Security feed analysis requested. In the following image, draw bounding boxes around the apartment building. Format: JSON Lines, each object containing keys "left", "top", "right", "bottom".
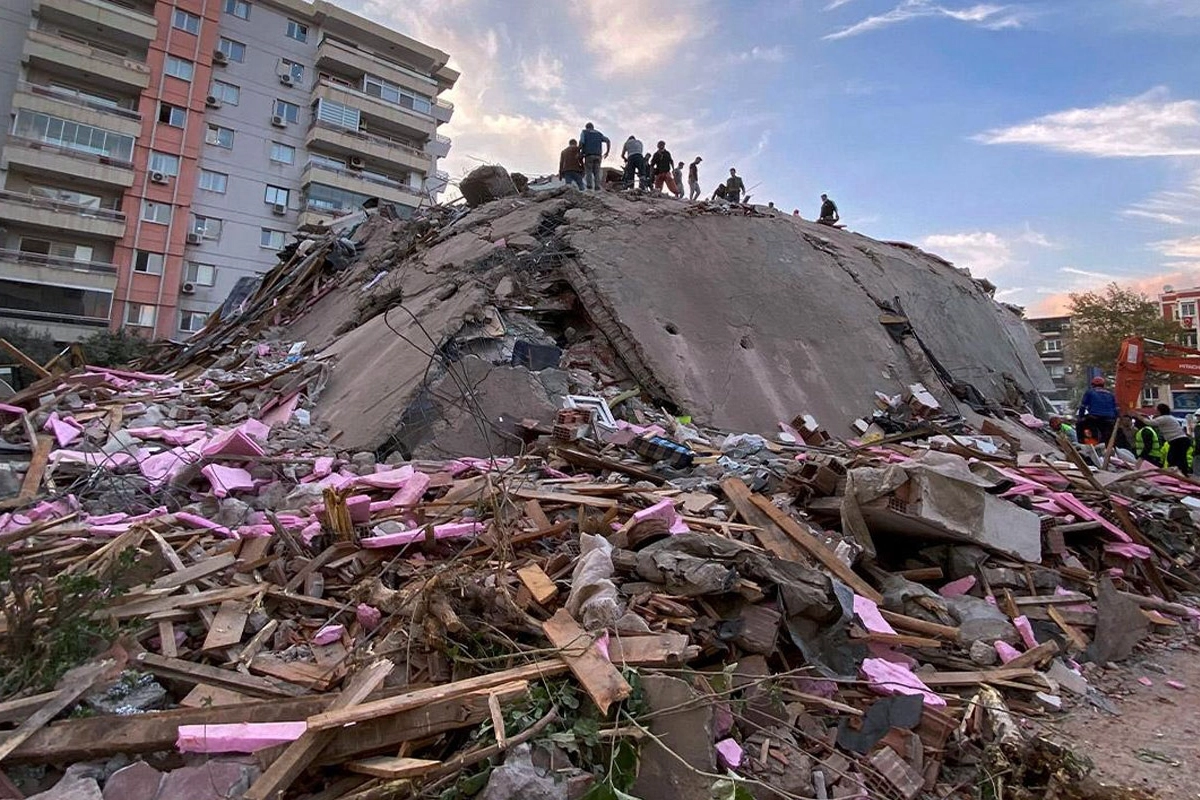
{"left": 1026, "top": 315, "right": 1077, "bottom": 413}
{"left": 0, "top": 0, "right": 457, "bottom": 342}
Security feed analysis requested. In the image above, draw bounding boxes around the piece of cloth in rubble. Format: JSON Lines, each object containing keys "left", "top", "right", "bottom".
{"left": 836, "top": 693, "right": 924, "bottom": 754}
{"left": 565, "top": 533, "right": 623, "bottom": 630}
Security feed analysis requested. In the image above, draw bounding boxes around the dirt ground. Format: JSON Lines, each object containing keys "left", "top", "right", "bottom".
{"left": 1043, "top": 637, "right": 1200, "bottom": 799}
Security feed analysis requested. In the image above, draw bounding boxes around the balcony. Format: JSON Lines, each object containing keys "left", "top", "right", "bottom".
{"left": 433, "top": 98, "right": 453, "bottom": 124}
{"left": 316, "top": 37, "right": 441, "bottom": 99}
{"left": 33, "top": 0, "right": 157, "bottom": 45}
{"left": 426, "top": 133, "right": 451, "bottom": 158}
{"left": 0, "top": 248, "right": 119, "bottom": 291}
{"left": 12, "top": 82, "right": 142, "bottom": 139}
{"left": 426, "top": 169, "right": 449, "bottom": 196}
{"left": 0, "top": 190, "right": 127, "bottom": 239}
{"left": 3, "top": 137, "right": 136, "bottom": 189}
{"left": 301, "top": 161, "right": 424, "bottom": 208}
{"left": 22, "top": 29, "right": 151, "bottom": 92}
{"left": 314, "top": 80, "right": 435, "bottom": 141}
{"left": 305, "top": 121, "right": 430, "bottom": 175}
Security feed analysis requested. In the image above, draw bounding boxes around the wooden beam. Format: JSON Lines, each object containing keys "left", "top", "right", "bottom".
{"left": 0, "top": 338, "right": 51, "bottom": 380}
{"left": 516, "top": 564, "right": 558, "bottom": 605}
{"left": 1002, "top": 640, "right": 1059, "bottom": 670}
{"left": 16, "top": 434, "right": 52, "bottom": 503}
{"left": 877, "top": 610, "right": 961, "bottom": 642}
{"left": 243, "top": 659, "right": 393, "bottom": 800}
{"left": 201, "top": 600, "right": 250, "bottom": 652}
{"left": 0, "top": 660, "right": 111, "bottom": 763}
{"left": 346, "top": 757, "right": 441, "bottom": 779}
{"left": 720, "top": 477, "right": 810, "bottom": 563}
{"left": 135, "top": 653, "right": 308, "bottom": 699}
{"left": 542, "top": 609, "right": 631, "bottom": 714}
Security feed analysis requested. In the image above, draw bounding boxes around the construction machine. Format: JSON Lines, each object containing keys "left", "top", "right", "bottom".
{"left": 1114, "top": 335, "right": 1200, "bottom": 414}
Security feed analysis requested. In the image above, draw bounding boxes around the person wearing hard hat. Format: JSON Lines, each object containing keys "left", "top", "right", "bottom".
{"left": 1077, "top": 375, "right": 1118, "bottom": 446}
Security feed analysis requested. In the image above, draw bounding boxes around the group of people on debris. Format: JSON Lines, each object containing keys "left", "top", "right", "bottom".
{"left": 1048, "top": 375, "right": 1199, "bottom": 473}
{"left": 557, "top": 122, "right": 842, "bottom": 224}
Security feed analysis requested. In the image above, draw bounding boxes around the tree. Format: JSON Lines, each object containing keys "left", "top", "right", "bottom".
{"left": 1067, "top": 283, "right": 1181, "bottom": 377}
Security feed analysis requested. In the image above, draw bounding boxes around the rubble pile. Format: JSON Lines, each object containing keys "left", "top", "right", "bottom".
{"left": 0, "top": 188, "right": 1197, "bottom": 800}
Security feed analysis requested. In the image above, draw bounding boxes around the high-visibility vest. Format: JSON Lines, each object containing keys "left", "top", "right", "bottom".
{"left": 1140, "top": 426, "right": 1164, "bottom": 462}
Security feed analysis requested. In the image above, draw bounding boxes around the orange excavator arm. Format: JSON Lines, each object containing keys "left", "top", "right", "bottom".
{"left": 1114, "top": 335, "right": 1200, "bottom": 413}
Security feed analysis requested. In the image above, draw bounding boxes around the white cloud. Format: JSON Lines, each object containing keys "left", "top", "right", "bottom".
{"left": 520, "top": 49, "right": 565, "bottom": 97}
{"left": 1123, "top": 209, "right": 1187, "bottom": 225}
{"left": 1152, "top": 236, "right": 1200, "bottom": 260}
{"left": 824, "top": 0, "right": 1031, "bottom": 40}
{"left": 1061, "top": 266, "right": 1119, "bottom": 280}
{"left": 1018, "top": 225, "right": 1057, "bottom": 248}
{"left": 920, "top": 231, "right": 1013, "bottom": 276}
{"left": 572, "top": 0, "right": 712, "bottom": 76}
{"left": 732, "top": 46, "right": 787, "bottom": 63}
{"left": 975, "top": 87, "right": 1200, "bottom": 157}
{"left": 1124, "top": 169, "right": 1200, "bottom": 226}
{"left": 825, "top": 0, "right": 857, "bottom": 8}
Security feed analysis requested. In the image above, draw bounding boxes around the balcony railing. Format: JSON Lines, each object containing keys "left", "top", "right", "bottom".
{"left": 0, "top": 189, "right": 126, "bottom": 221}
{"left": 304, "top": 160, "right": 424, "bottom": 198}
{"left": 6, "top": 136, "right": 135, "bottom": 170}
{"left": 0, "top": 247, "right": 118, "bottom": 274}
{"left": 308, "top": 120, "right": 428, "bottom": 161}
{"left": 317, "top": 79, "right": 436, "bottom": 126}
{"left": 435, "top": 98, "right": 454, "bottom": 111}
{"left": 16, "top": 81, "right": 142, "bottom": 121}
{"left": 26, "top": 29, "right": 150, "bottom": 73}
{"left": 434, "top": 133, "right": 450, "bottom": 145}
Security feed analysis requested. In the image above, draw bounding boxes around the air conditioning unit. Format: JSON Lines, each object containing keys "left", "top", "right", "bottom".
{"left": 271, "top": 114, "right": 287, "bottom": 128}
{"left": 212, "top": 49, "right": 229, "bottom": 65}
{"left": 149, "top": 171, "right": 168, "bottom": 184}
{"left": 186, "top": 232, "right": 203, "bottom": 245}
{"left": 279, "top": 73, "right": 295, "bottom": 86}
{"left": 205, "top": 95, "right": 221, "bottom": 108}
{"left": 348, "top": 156, "right": 364, "bottom": 170}
{"left": 272, "top": 202, "right": 286, "bottom": 215}
{"left": 180, "top": 282, "right": 196, "bottom": 294}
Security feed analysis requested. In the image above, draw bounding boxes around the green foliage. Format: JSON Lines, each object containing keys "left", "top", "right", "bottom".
{"left": 0, "top": 548, "right": 135, "bottom": 696}
{"left": 0, "top": 324, "right": 58, "bottom": 384}
{"left": 79, "top": 329, "right": 153, "bottom": 367}
{"left": 1067, "top": 283, "right": 1181, "bottom": 376}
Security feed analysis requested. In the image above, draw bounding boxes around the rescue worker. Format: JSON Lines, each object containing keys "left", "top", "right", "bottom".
{"left": 818, "top": 193, "right": 840, "bottom": 225}
{"left": 1131, "top": 417, "right": 1163, "bottom": 466}
{"left": 1135, "top": 403, "right": 1191, "bottom": 472}
{"left": 1076, "top": 375, "right": 1118, "bottom": 446}
{"left": 1048, "top": 415, "right": 1077, "bottom": 444}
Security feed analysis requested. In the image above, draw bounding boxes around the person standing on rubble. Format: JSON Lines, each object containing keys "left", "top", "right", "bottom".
{"left": 725, "top": 168, "right": 746, "bottom": 203}
{"left": 818, "top": 193, "right": 840, "bottom": 225}
{"left": 650, "top": 141, "right": 679, "bottom": 195}
{"left": 621, "top": 135, "right": 645, "bottom": 190}
{"left": 1130, "top": 417, "right": 1163, "bottom": 466}
{"left": 688, "top": 156, "right": 703, "bottom": 200}
{"left": 1076, "top": 375, "right": 1118, "bottom": 446}
{"left": 673, "top": 161, "right": 685, "bottom": 199}
{"left": 558, "top": 139, "right": 584, "bottom": 190}
{"left": 1134, "top": 404, "right": 1191, "bottom": 471}
{"left": 579, "top": 122, "right": 610, "bottom": 191}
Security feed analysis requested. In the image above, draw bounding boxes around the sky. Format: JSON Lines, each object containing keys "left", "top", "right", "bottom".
{"left": 331, "top": 0, "right": 1200, "bottom": 317}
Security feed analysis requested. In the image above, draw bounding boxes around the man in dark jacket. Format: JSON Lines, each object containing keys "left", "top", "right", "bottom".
{"left": 558, "top": 139, "right": 584, "bottom": 190}
{"left": 725, "top": 168, "right": 745, "bottom": 203}
{"left": 1077, "top": 375, "right": 1118, "bottom": 445}
{"left": 818, "top": 194, "right": 840, "bottom": 225}
{"left": 578, "top": 122, "right": 610, "bottom": 190}
{"left": 650, "top": 141, "right": 678, "bottom": 195}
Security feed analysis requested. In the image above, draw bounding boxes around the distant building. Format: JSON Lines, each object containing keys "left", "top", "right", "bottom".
{"left": 0, "top": 0, "right": 457, "bottom": 342}
{"left": 1026, "top": 315, "right": 1077, "bottom": 412}
{"left": 1156, "top": 285, "right": 1200, "bottom": 413}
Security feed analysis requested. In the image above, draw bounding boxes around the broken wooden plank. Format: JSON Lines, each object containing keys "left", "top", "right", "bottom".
{"left": 346, "top": 757, "right": 441, "bottom": 779}
{"left": 523, "top": 499, "right": 552, "bottom": 530}
{"left": 201, "top": 600, "right": 250, "bottom": 652}
{"left": 307, "top": 660, "right": 569, "bottom": 732}
{"left": 607, "top": 633, "right": 695, "bottom": 666}
{"left": 747, "top": 491, "right": 884, "bottom": 603}
{"left": 243, "top": 659, "right": 393, "bottom": 800}
{"left": 16, "top": 434, "right": 52, "bottom": 503}
{"left": 720, "top": 477, "right": 810, "bottom": 563}
{"left": 1047, "top": 605, "right": 1090, "bottom": 652}
{"left": 921, "top": 668, "right": 1038, "bottom": 686}
{"left": 147, "top": 553, "right": 237, "bottom": 592}
{"left": 541, "top": 609, "right": 631, "bottom": 714}
{"left": 509, "top": 488, "right": 618, "bottom": 509}
{"left": 0, "top": 692, "right": 58, "bottom": 727}
{"left": 516, "top": 564, "right": 558, "bottom": 605}
{"left": 0, "top": 660, "right": 111, "bottom": 763}
{"left": 1002, "top": 640, "right": 1059, "bottom": 670}
{"left": 136, "top": 653, "right": 308, "bottom": 699}
{"left": 158, "top": 620, "right": 178, "bottom": 659}
{"left": 0, "top": 338, "right": 51, "bottom": 380}
{"left": 877, "top": 610, "right": 961, "bottom": 642}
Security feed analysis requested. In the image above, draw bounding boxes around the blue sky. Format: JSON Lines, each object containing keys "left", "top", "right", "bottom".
{"left": 333, "top": 0, "right": 1200, "bottom": 316}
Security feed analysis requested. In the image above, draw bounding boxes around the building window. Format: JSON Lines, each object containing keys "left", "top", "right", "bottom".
{"left": 19, "top": 238, "right": 95, "bottom": 264}
{"left": 1182, "top": 301, "right": 1197, "bottom": 318}
{"left": 217, "top": 37, "right": 246, "bottom": 62}
{"left": 1184, "top": 331, "right": 1199, "bottom": 349}
{"left": 158, "top": 103, "right": 186, "bottom": 127}
{"left": 1143, "top": 386, "right": 1161, "bottom": 403}
{"left": 280, "top": 59, "right": 304, "bottom": 84}
{"left": 210, "top": 80, "right": 240, "bottom": 105}
{"left": 223, "top": 0, "right": 250, "bottom": 19}
{"left": 269, "top": 142, "right": 295, "bottom": 165}
{"left": 313, "top": 98, "right": 361, "bottom": 130}
{"left": 133, "top": 250, "right": 164, "bottom": 275}
{"left": 185, "top": 262, "right": 217, "bottom": 286}
{"left": 165, "top": 56, "right": 194, "bottom": 82}
{"left": 286, "top": 19, "right": 308, "bottom": 41}
{"left": 264, "top": 185, "right": 290, "bottom": 206}
{"left": 0, "top": 278, "right": 112, "bottom": 322}
{"left": 28, "top": 184, "right": 104, "bottom": 211}
{"left": 1041, "top": 339, "right": 1062, "bottom": 353}
{"left": 172, "top": 9, "right": 201, "bottom": 34}
{"left": 125, "top": 303, "right": 156, "bottom": 327}
{"left": 260, "top": 228, "right": 286, "bottom": 249}
{"left": 13, "top": 110, "right": 135, "bottom": 161}
{"left": 306, "top": 182, "right": 372, "bottom": 212}
{"left": 363, "top": 74, "right": 432, "bottom": 115}
{"left": 273, "top": 99, "right": 300, "bottom": 124}
{"left": 148, "top": 151, "right": 180, "bottom": 176}
{"left": 192, "top": 215, "right": 223, "bottom": 240}
{"left": 205, "top": 124, "right": 234, "bottom": 148}
{"left": 141, "top": 200, "right": 171, "bottom": 224}
{"left": 198, "top": 170, "right": 228, "bottom": 193}
{"left": 180, "top": 310, "right": 208, "bottom": 332}
{"left": 1048, "top": 365, "right": 1066, "bottom": 379}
